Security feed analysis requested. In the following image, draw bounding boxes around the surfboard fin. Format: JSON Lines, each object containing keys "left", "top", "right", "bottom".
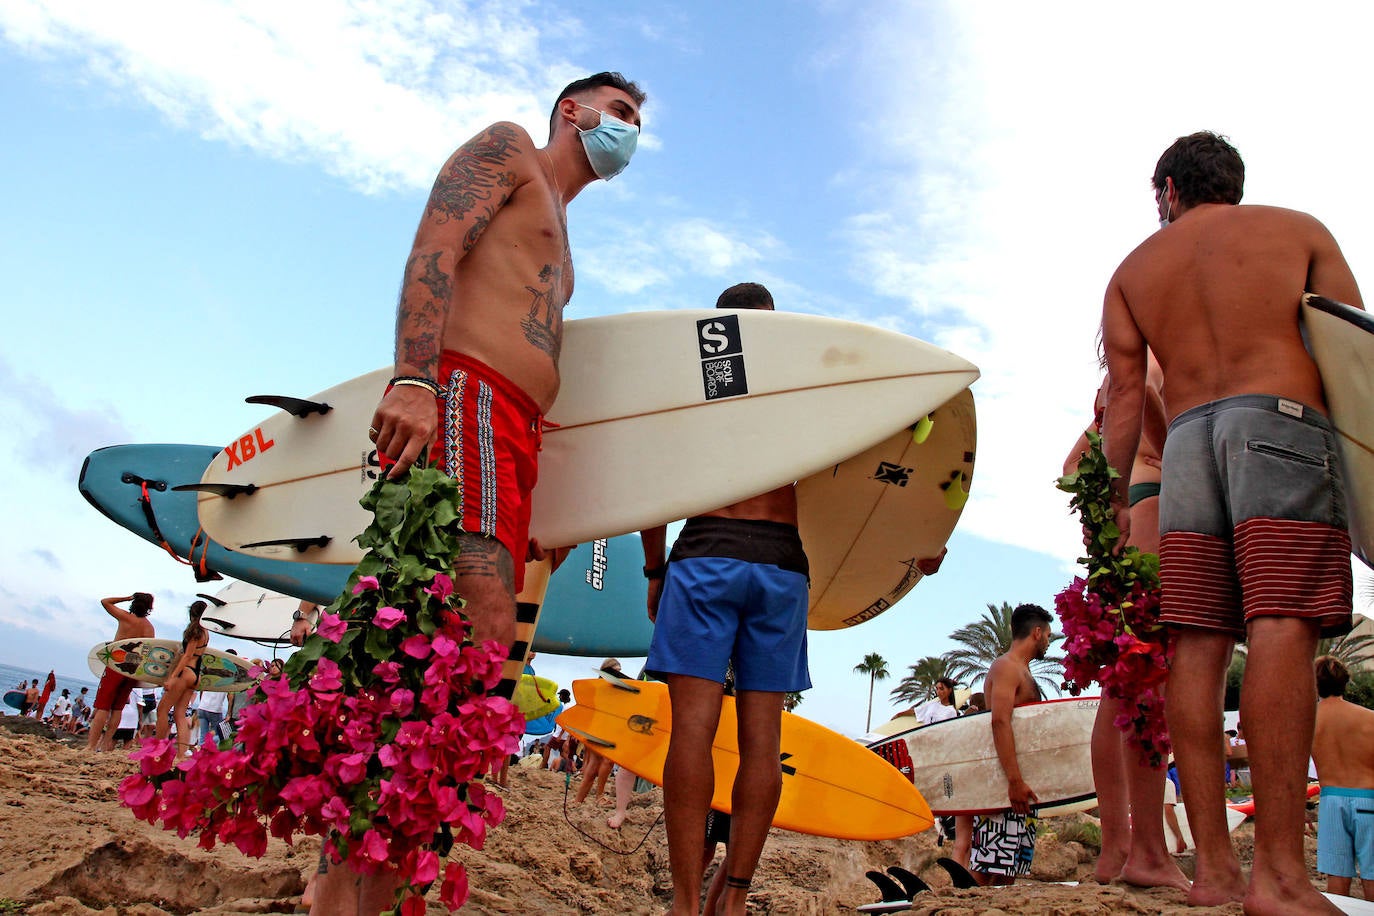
{"left": 196, "top": 593, "right": 228, "bottom": 607}
{"left": 940, "top": 471, "right": 970, "bottom": 511}
{"left": 596, "top": 668, "right": 642, "bottom": 692}
{"left": 935, "top": 857, "right": 979, "bottom": 889}
{"left": 864, "top": 871, "right": 909, "bottom": 903}
{"left": 239, "top": 535, "right": 332, "bottom": 553}
{"left": 562, "top": 725, "right": 616, "bottom": 749}
{"left": 885, "top": 866, "right": 929, "bottom": 898}
{"left": 202, "top": 616, "right": 235, "bottom": 630}
{"left": 245, "top": 394, "right": 333, "bottom": 418}
{"left": 172, "top": 482, "right": 260, "bottom": 498}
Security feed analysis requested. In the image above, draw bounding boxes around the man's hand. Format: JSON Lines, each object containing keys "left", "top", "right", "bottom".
{"left": 289, "top": 618, "right": 311, "bottom": 647}
{"left": 1112, "top": 501, "right": 1132, "bottom": 555}
{"left": 646, "top": 579, "right": 663, "bottom": 623}
{"left": 370, "top": 385, "right": 438, "bottom": 479}
{"left": 1008, "top": 778, "right": 1039, "bottom": 815}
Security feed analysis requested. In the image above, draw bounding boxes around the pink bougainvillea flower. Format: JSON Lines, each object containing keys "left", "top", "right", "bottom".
{"left": 440, "top": 862, "right": 470, "bottom": 910}
{"left": 400, "top": 633, "right": 431, "bottom": 659}
{"left": 316, "top": 611, "right": 348, "bottom": 643}
{"left": 310, "top": 658, "right": 344, "bottom": 693}
{"left": 352, "top": 575, "right": 381, "bottom": 594}
{"left": 424, "top": 573, "right": 455, "bottom": 602}
{"left": 373, "top": 605, "right": 407, "bottom": 630}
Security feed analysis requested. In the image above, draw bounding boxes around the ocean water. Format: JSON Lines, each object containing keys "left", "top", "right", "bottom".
{"left": 0, "top": 660, "right": 100, "bottom": 708}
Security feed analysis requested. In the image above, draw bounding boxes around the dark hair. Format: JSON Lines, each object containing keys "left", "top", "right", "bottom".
{"left": 1153, "top": 131, "right": 1244, "bottom": 208}
{"left": 183, "top": 600, "right": 208, "bottom": 647}
{"left": 1011, "top": 603, "right": 1054, "bottom": 640}
{"left": 550, "top": 72, "right": 646, "bottom": 132}
{"left": 935, "top": 676, "right": 958, "bottom": 703}
{"left": 716, "top": 282, "right": 774, "bottom": 311}
{"left": 1316, "top": 655, "right": 1350, "bottom": 699}
{"left": 130, "top": 592, "right": 154, "bottom": 617}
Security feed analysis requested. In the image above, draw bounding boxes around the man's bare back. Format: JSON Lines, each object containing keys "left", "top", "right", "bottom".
{"left": 1314, "top": 692, "right": 1374, "bottom": 789}
{"left": 1107, "top": 203, "right": 1361, "bottom": 423}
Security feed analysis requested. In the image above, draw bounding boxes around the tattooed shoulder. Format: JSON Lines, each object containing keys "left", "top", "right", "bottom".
{"left": 425, "top": 123, "right": 525, "bottom": 236}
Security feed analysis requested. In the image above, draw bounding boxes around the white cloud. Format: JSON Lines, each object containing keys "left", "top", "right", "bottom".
{"left": 0, "top": 0, "right": 574, "bottom": 192}
{"left": 838, "top": 0, "right": 1374, "bottom": 564}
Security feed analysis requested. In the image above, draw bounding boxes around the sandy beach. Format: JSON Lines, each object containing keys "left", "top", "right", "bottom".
{"left": 0, "top": 715, "right": 1337, "bottom": 915}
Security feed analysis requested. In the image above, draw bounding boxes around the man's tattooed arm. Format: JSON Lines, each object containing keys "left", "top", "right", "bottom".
{"left": 394, "top": 123, "right": 523, "bottom": 376}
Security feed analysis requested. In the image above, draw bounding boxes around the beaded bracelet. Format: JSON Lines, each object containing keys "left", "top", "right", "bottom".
{"left": 390, "top": 376, "right": 442, "bottom": 397}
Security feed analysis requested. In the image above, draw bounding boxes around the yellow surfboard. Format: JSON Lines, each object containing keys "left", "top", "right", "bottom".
{"left": 557, "top": 676, "right": 932, "bottom": 840}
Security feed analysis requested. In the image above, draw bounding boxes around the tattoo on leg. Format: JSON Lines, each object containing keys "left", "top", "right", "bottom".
{"left": 452, "top": 535, "right": 515, "bottom": 589}
{"left": 317, "top": 852, "right": 329, "bottom": 875}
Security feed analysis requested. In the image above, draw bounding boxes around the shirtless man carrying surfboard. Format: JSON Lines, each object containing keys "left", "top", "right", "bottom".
{"left": 313, "top": 72, "right": 647, "bottom": 916}
{"left": 1102, "top": 131, "right": 1363, "bottom": 915}
{"left": 970, "top": 602, "right": 1053, "bottom": 886}
{"left": 642, "top": 282, "right": 812, "bottom": 916}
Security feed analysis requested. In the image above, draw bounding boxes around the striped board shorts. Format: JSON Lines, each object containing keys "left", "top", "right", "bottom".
{"left": 380, "top": 350, "right": 542, "bottom": 591}
{"left": 1158, "top": 395, "right": 1352, "bottom": 640}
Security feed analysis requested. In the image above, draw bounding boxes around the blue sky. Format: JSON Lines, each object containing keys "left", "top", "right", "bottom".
{"left": 2, "top": 0, "right": 1373, "bottom": 735}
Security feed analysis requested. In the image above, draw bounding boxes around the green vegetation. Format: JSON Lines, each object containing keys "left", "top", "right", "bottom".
{"left": 853, "top": 653, "right": 890, "bottom": 732}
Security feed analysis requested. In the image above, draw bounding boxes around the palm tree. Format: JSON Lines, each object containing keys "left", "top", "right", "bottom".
{"left": 1317, "top": 630, "right": 1374, "bottom": 672}
{"left": 889, "top": 656, "right": 951, "bottom": 706}
{"left": 853, "top": 652, "right": 890, "bottom": 732}
{"left": 942, "top": 602, "right": 1064, "bottom": 697}
{"left": 783, "top": 691, "right": 804, "bottom": 712}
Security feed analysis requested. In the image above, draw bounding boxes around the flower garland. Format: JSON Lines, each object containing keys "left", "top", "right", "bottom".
{"left": 119, "top": 468, "right": 525, "bottom": 914}
{"left": 1054, "top": 431, "right": 1172, "bottom": 768}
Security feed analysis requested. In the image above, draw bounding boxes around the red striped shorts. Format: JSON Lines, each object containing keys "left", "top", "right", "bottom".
{"left": 1158, "top": 395, "right": 1352, "bottom": 640}
{"left": 381, "top": 351, "right": 542, "bottom": 591}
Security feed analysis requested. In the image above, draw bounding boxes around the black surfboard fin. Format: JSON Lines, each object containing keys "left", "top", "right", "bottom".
{"left": 245, "top": 394, "right": 333, "bottom": 418}
{"left": 562, "top": 725, "right": 615, "bottom": 749}
{"left": 196, "top": 593, "right": 228, "bottom": 607}
{"left": 171, "top": 482, "right": 260, "bottom": 498}
{"left": 935, "top": 857, "right": 979, "bottom": 889}
{"left": 597, "top": 668, "right": 641, "bottom": 692}
{"left": 864, "top": 871, "right": 908, "bottom": 903}
{"left": 201, "top": 616, "right": 235, "bottom": 630}
{"left": 239, "top": 535, "right": 332, "bottom": 552}
{"left": 885, "top": 866, "right": 929, "bottom": 898}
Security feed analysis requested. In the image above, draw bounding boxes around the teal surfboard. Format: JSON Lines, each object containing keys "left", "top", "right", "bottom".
{"left": 79, "top": 444, "right": 654, "bottom": 656}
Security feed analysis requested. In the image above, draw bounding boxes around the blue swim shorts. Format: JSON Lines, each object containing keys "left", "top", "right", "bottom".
{"left": 1317, "top": 787, "right": 1374, "bottom": 878}
{"left": 646, "top": 517, "right": 811, "bottom": 693}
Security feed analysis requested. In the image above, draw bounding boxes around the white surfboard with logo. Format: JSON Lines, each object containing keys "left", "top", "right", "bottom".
{"left": 186, "top": 310, "right": 978, "bottom": 563}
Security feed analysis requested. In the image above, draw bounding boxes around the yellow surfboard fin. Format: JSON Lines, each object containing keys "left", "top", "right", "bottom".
{"left": 912, "top": 414, "right": 935, "bottom": 444}
{"left": 941, "top": 471, "right": 970, "bottom": 510}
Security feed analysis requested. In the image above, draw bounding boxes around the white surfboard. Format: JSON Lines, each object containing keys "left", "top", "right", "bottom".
{"left": 198, "top": 580, "right": 302, "bottom": 644}
{"left": 1164, "top": 802, "right": 1246, "bottom": 851}
{"left": 187, "top": 310, "right": 978, "bottom": 563}
{"left": 1301, "top": 293, "right": 1374, "bottom": 568}
{"left": 1324, "top": 892, "right": 1374, "bottom": 915}
{"left": 868, "top": 698, "right": 1099, "bottom": 816}
{"left": 799, "top": 388, "right": 975, "bottom": 629}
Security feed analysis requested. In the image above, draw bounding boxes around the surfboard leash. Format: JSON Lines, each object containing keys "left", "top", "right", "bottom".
{"left": 129, "top": 476, "right": 222, "bottom": 582}
{"left": 560, "top": 768, "right": 663, "bottom": 856}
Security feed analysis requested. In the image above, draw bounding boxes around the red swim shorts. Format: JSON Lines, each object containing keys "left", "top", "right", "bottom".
{"left": 381, "top": 351, "right": 542, "bottom": 591}
{"left": 94, "top": 668, "right": 137, "bottom": 712}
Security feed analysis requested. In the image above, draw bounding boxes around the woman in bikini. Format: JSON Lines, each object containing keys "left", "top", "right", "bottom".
{"left": 156, "top": 600, "right": 209, "bottom": 757}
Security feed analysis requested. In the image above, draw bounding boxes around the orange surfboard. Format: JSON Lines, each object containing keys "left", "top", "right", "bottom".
{"left": 557, "top": 676, "right": 932, "bottom": 840}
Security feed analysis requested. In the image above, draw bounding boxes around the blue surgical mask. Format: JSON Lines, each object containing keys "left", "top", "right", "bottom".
{"left": 575, "top": 103, "right": 638, "bottom": 179}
